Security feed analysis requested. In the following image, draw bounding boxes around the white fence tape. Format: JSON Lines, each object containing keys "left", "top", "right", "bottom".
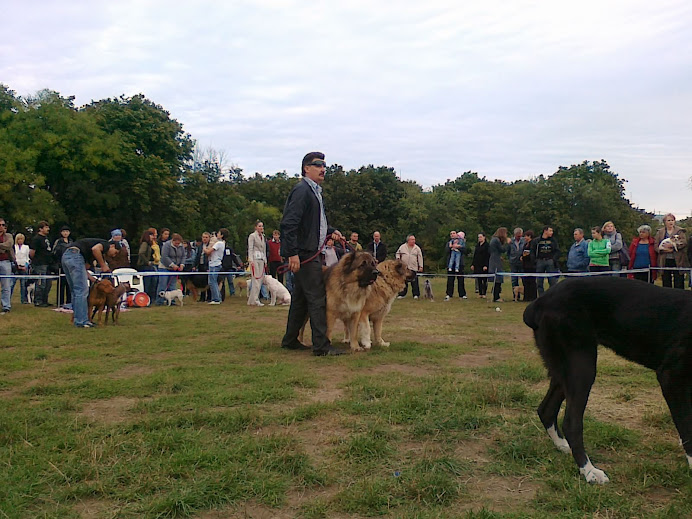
{"left": 0, "top": 267, "right": 689, "bottom": 280}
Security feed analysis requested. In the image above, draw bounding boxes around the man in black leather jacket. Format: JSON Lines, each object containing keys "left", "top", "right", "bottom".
{"left": 280, "top": 152, "right": 344, "bottom": 356}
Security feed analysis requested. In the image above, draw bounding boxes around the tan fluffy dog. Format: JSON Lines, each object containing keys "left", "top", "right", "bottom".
{"left": 513, "top": 285, "right": 525, "bottom": 302}
{"left": 324, "top": 251, "right": 379, "bottom": 352}
{"left": 357, "top": 259, "right": 414, "bottom": 349}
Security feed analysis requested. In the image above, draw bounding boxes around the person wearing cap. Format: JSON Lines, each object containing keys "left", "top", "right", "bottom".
{"left": 280, "top": 151, "right": 345, "bottom": 356}
{"left": 111, "top": 228, "right": 131, "bottom": 262}
{"left": 30, "top": 221, "right": 53, "bottom": 307}
{"left": 61, "top": 238, "right": 120, "bottom": 328}
{"left": 53, "top": 225, "right": 74, "bottom": 307}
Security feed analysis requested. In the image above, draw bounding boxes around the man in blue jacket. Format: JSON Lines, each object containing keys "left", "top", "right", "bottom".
{"left": 280, "top": 152, "right": 344, "bottom": 356}
{"left": 567, "top": 228, "right": 590, "bottom": 273}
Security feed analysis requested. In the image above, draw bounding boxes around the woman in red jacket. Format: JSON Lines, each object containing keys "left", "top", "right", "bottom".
{"left": 627, "top": 225, "right": 657, "bottom": 283}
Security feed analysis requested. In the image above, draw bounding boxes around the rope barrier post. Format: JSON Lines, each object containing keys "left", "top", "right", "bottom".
{"left": 56, "top": 267, "right": 61, "bottom": 307}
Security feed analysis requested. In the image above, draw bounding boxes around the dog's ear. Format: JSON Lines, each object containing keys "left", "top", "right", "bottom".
{"left": 342, "top": 252, "right": 357, "bottom": 274}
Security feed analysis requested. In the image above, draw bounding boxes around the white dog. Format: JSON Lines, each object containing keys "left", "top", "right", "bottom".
{"left": 659, "top": 236, "right": 683, "bottom": 252}
{"left": 159, "top": 289, "right": 184, "bottom": 306}
{"left": 26, "top": 281, "right": 36, "bottom": 304}
{"left": 264, "top": 275, "right": 291, "bottom": 306}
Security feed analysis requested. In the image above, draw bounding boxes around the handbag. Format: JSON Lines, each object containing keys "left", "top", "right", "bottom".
{"left": 618, "top": 240, "right": 630, "bottom": 266}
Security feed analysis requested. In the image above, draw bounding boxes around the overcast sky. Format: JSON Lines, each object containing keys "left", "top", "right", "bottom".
{"left": 3, "top": 0, "right": 691, "bottom": 218}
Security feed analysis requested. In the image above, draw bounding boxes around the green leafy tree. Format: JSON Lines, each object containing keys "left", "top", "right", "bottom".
{"left": 84, "top": 94, "right": 195, "bottom": 237}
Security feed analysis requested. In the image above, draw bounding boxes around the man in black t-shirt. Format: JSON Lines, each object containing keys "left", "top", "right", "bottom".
{"left": 30, "top": 221, "right": 53, "bottom": 307}
{"left": 61, "top": 238, "right": 120, "bottom": 328}
{"left": 530, "top": 226, "right": 561, "bottom": 296}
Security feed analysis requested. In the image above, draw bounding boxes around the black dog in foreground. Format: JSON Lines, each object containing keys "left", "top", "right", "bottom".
{"left": 524, "top": 276, "right": 692, "bottom": 483}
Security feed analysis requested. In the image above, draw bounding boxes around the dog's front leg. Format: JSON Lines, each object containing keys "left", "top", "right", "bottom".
{"left": 346, "top": 315, "right": 363, "bottom": 352}
{"left": 325, "top": 309, "right": 336, "bottom": 342}
{"left": 372, "top": 317, "right": 389, "bottom": 348}
{"left": 357, "top": 312, "right": 372, "bottom": 350}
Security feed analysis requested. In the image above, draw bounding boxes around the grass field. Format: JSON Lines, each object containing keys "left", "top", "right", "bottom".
{"left": 2, "top": 277, "right": 691, "bottom": 518}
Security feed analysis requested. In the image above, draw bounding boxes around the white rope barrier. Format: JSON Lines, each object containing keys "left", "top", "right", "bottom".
{"left": 0, "top": 270, "right": 251, "bottom": 279}
{"left": 1, "top": 267, "right": 689, "bottom": 280}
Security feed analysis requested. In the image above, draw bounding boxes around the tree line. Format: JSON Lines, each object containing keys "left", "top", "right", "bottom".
{"left": 1, "top": 84, "right": 673, "bottom": 269}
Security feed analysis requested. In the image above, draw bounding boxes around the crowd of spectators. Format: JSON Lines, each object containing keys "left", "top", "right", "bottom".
{"left": 0, "top": 212, "right": 689, "bottom": 317}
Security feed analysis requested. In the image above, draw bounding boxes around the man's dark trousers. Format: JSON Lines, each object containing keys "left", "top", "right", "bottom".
{"left": 281, "top": 258, "right": 330, "bottom": 351}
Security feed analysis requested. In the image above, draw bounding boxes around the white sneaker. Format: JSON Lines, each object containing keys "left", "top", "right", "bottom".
{"left": 462, "top": 295, "right": 468, "bottom": 299}
{"left": 444, "top": 295, "right": 450, "bottom": 301}
{"left": 208, "top": 301, "right": 221, "bottom": 305}
{"left": 413, "top": 296, "right": 419, "bottom": 300}
{"left": 397, "top": 296, "right": 405, "bottom": 299}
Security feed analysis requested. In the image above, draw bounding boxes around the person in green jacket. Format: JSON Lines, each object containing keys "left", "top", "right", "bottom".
{"left": 588, "top": 225, "right": 612, "bottom": 273}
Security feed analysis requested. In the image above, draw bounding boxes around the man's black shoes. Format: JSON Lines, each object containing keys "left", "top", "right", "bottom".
{"left": 281, "top": 342, "right": 306, "bottom": 350}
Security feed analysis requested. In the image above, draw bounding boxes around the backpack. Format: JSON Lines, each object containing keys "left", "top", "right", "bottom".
{"left": 618, "top": 236, "right": 630, "bottom": 266}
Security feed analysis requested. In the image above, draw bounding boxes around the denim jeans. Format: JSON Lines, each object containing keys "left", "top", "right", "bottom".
{"left": 156, "top": 269, "right": 178, "bottom": 304}
{"left": 62, "top": 249, "right": 90, "bottom": 326}
{"left": 535, "top": 259, "right": 558, "bottom": 296}
{"left": 208, "top": 265, "right": 221, "bottom": 302}
{"left": 510, "top": 263, "right": 523, "bottom": 287}
{"left": 0, "top": 260, "right": 11, "bottom": 310}
{"left": 447, "top": 252, "right": 461, "bottom": 272}
{"left": 33, "top": 264, "right": 52, "bottom": 305}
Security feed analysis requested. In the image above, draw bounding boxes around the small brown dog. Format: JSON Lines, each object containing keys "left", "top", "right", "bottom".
{"left": 104, "top": 282, "right": 130, "bottom": 325}
{"left": 513, "top": 285, "right": 525, "bottom": 302}
{"left": 88, "top": 279, "right": 115, "bottom": 325}
{"left": 235, "top": 276, "right": 247, "bottom": 296}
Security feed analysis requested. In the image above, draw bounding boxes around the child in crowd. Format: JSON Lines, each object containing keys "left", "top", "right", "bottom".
{"left": 447, "top": 231, "right": 465, "bottom": 272}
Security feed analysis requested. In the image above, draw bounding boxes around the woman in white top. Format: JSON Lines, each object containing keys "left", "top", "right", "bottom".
{"left": 205, "top": 228, "right": 228, "bottom": 304}
{"left": 247, "top": 221, "right": 267, "bottom": 306}
{"left": 12, "top": 233, "right": 31, "bottom": 304}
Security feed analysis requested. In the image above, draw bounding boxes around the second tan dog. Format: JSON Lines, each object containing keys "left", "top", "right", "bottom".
{"left": 357, "top": 259, "right": 414, "bottom": 349}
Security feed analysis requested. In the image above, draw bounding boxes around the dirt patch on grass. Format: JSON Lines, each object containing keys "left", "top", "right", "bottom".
{"left": 452, "top": 349, "right": 512, "bottom": 368}
{"left": 365, "top": 364, "right": 433, "bottom": 377}
{"left": 109, "top": 364, "right": 156, "bottom": 380}
{"left": 299, "top": 386, "right": 345, "bottom": 404}
{"left": 74, "top": 497, "right": 117, "bottom": 518}
{"left": 296, "top": 415, "right": 351, "bottom": 469}
{"left": 463, "top": 475, "right": 540, "bottom": 512}
{"left": 79, "top": 396, "right": 138, "bottom": 424}
{"left": 454, "top": 437, "right": 494, "bottom": 464}
{"left": 587, "top": 384, "right": 673, "bottom": 435}
{"left": 207, "top": 496, "right": 350, "bottom": 519}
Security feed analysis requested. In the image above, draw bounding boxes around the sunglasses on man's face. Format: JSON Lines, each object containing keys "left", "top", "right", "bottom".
{"left": 0, "top": 223, "right": 6, "bottom": 227}
{"left": 307, "top": 161, "right": 327, "bottom": 168}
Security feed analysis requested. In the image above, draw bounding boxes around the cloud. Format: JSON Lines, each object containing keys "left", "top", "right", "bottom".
{"left": 2, "top": 0, "right": 691, "bottom": 216}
